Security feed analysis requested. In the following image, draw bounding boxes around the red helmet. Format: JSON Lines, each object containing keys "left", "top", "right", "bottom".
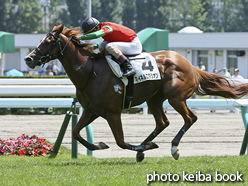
{"left": 81, "top": 17, "right": 100, "bottom": 34}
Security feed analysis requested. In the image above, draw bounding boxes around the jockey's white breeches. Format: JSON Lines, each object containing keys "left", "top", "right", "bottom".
{"left": 99, "top": 37, "right": 142, "bottom": 55}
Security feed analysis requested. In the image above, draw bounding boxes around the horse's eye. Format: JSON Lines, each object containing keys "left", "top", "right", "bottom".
{"left": 44, "top": 39, "right": 51, "bottom": 45}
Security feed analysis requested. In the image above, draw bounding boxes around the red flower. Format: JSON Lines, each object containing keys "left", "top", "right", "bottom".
{"left": 18, "top": 149, "right": 26, "bottom": 156}
{"left": 42, "top": 149, "right": 47, "bottom": 155}
{"left": 0, "top": 134, "right": 54, "bottom": 157}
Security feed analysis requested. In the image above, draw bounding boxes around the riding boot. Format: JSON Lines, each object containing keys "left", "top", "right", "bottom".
{"left": 120, "top": 58, "right": 136, "bottom": 77}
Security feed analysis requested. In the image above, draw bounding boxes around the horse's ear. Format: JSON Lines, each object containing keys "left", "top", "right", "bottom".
{"left": 55, "top": 24, "right": 64, "bottom": 37}
{"left": 52, "top": 24, "right": 57, "bottom": 30}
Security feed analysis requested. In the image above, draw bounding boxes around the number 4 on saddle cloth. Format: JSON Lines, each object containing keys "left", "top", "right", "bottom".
{"left": 105, "top": 52, "right": 161, "bottom": 109}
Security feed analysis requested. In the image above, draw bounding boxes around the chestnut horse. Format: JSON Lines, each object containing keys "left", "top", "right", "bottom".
{"left": 25, "top": 24, "right": 248, "bottom": 161}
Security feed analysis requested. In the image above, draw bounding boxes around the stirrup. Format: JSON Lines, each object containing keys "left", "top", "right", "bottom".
{"left": 122, "top": 69, "right": 136, "bottom": 77}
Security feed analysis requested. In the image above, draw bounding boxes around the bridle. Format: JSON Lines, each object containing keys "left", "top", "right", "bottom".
{"left": 35, "top": 32, "right": 72, "bottom": 66}
{"left": 34, "top": 32, "right": 94, "bottom": 91}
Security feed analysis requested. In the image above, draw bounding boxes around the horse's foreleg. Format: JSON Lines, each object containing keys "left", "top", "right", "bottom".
{"left": 136, "top": 98, "right": 169, "bottom": 162}
{"left": 168, "top": 99, "right": 197, "bottom": 160}
{"left": 106, "top": 113, "right": 158, "bottom": 153}
{"left": 135, "top": 130, "right": 160, "bottom": 162}
{"left": 72, "top": 109, "right": 109, "bottom": 151}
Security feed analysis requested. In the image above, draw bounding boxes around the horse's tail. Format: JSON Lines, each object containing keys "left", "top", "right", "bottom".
{"left": 194, "top": 68, "right": 248, "bottom": 99}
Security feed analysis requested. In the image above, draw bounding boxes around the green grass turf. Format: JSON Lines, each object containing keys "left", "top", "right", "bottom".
{"left": 0, "top": 146, "right": 247, "bottom": 186}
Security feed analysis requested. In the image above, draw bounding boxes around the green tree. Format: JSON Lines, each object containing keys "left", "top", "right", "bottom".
{"left": 66, "top": 0, "right": 86, "bottom": 27}
{"left": 135, "top": 0, "right": 172, "bottom": 32}
{"left": 0, "top": 0, "right": 44, "bottom": 33}
{"left": 92, "top": 0, "right": 101, "bottom": 18}
{"left": 171, "top": 0, "right": 206, "bottom": 31}
{"left": 200, "top": 0, "right": 216, "bottom": 32}
{"left": 54, "top": 0, "right": 248, "bottom": 33}
{"left": 205, "top": 0, "right": 242, "bottom": 32}
{"left": 136, "top": 0, "right": 151, "bottom": 31}
{"left": 95, "top": 0, "right": 122, "bottom": 23}
{"left": 47, "top": 0, "right": 63, "bottom": 29}
{"left": 0, "top": 0, "right": 8, "bottom": 31}
{"left": 58, "top": 0, "right": 86, "bottom": 28}
{"left": 121, "top": 0, "right": 136, "bottom": 30}
{"left": 157, "top": 0, "right": 173, "bottom": 31}
{"left": 188, "top": 0, "right": 206, "bottom": 29}
{"left": 59, "top": 0, "right": 121, "bottom": 29}
{"left": 216, "top": 0, "right": 239, "bottom": 32}
{"left": 238, "top": 0, "right": 248, "bottom": 31}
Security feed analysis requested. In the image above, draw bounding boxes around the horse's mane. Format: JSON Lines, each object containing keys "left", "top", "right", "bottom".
{"left": 52, "top": 24, "right": 94, "bottom": 54}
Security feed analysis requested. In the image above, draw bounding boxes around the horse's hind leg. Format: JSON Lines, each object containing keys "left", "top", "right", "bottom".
{"left": 168, "top": 99, "right": 197, "bottom": 160}
{"left": 72, "top": 109, "right": 109, "bottom": 151}
{"left": 136, "top": 96, "right": 169, "bottom": 162}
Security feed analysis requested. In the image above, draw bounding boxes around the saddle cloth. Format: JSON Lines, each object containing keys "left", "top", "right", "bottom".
{"left": 105, "top": 52, "right": 161, "bottom": 86}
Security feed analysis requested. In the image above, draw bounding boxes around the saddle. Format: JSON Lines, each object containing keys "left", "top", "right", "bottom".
{"left": 105, "top": 52, "right": 161, "bottom": 109}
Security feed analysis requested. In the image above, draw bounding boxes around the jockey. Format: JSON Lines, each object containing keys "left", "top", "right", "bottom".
{"left": 77, "top": 17, "right": 142, "bottom": 77}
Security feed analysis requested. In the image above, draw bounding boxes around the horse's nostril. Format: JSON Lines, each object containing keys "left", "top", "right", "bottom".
{"left": 24, "top": 56, "right": 33, "bottom": 62}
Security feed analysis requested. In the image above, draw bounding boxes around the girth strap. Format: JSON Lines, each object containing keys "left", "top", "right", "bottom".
{"left": 123, "top": 75, "right": 134, "bottom": 109}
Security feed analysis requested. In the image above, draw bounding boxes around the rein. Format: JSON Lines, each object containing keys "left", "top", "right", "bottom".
{"left": 35, "top": 33, "right": 72, "bottom": 66}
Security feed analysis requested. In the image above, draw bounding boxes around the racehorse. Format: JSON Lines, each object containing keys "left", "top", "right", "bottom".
{"left": 25, "top": 24, "right": 248, "bottom": 162}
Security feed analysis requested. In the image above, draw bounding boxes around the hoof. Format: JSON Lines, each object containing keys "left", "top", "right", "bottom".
{"left": 172, "top": 150, "right": 180, "bottom": 160}
{"left": 97, "top": 142, "right": 109, "bottom": 150}
{"left": 136, "top": 152, "right": 145, "bottom": 162}
{"left": 146, "top": 141, "right": 159, "bottom": 150}
{"left": 171, "top": 146, "right": 180, "bottom": 160}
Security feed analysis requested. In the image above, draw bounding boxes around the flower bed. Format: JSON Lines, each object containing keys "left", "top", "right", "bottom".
{"left": 0, "top": 134, "right": 54, "bottom": 156}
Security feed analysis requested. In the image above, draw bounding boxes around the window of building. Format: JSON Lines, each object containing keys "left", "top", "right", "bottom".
{"left": 215, "top": 50, "right": 223, "bottom": 56}
{"left": 227, "top": 51, "right": 237, "bottom": 75}
{"left": 4, "top": 49, "right": 20, "bottom": 71}
{"left": 215, "top": 50, "right": 223, "bottom": 71}
{"left": 198, "top": 50, "right": 208, "bottom": 71}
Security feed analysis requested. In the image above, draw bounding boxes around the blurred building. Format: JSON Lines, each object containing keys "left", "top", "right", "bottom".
{"left": 2, "top": 26, "right": 248, "bottom": 78}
